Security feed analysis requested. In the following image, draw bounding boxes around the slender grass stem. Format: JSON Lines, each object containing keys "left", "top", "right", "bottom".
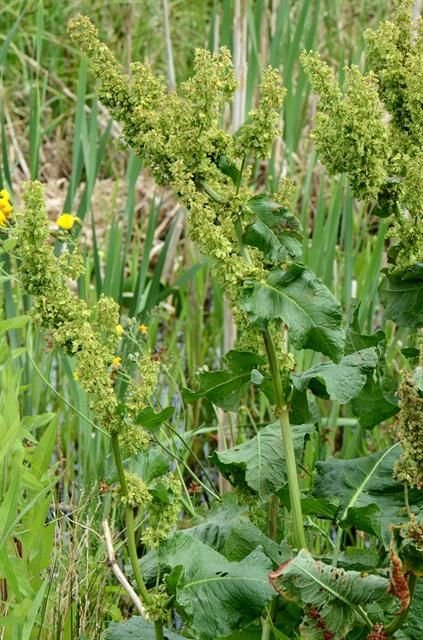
{"left": 262, "top": 493, "right": 280, "bottom": 639}
{"left": 262, "top": 328, "right": 306, "bottom": 550}
{"left": 154, "top": 436, "right": 221, "bottom": 501}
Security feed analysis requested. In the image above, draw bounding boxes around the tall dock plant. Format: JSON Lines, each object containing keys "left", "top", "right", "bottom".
{"left": 66, "top": 13, "right": 345, "bottom": 554}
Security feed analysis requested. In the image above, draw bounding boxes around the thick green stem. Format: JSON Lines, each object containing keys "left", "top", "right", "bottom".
{"left": 154, "top": 621, "right": 165, "bottom": 640}
{"left": 111, "top": 434, "right": 164, "bottom": 640}
{"left": 262, "top": 329, "right": 306, "bottom": 550}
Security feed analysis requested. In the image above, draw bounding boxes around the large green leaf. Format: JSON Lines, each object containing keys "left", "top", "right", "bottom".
{"left": 344, "top": 323, "right": 399, "bottom": 427}
{"left": 106, "top": 617, "right": 184, "bottom": 639}
{"left": 334, "top": 547, "right": 381, "bottom": 571}
{"left": 241, "top": 264, "right": 345, "bottom": 362}
{"left": 292, "top": 348, "right": 377, "bottom": 404}
{"left": 243, "top": 219, "right": 303, "bottom": 263}
{"left": 270, "top": 549, "right": 393, "bottom": 639}
{"left": 183, "top": 350, "right": 266, "bottom": 410}
{"left": 379, "top": 273, "right": 423, "bottom": 328}
{"left": 313, "top": 444, "right": 423, "bottom": 544}
{"left": 246, "top": 194, "right": 291, "bottom": 221}
{"left": 182, "top": 495, "right": 291, "bottom": 564}
{"left": 351, "top": 374, "right": 399, "bottom": 428}
{"left": 344, "top": 325, "right": 386, "bottom": 356}
{"left": 211, "top": 422, "right": 313, "bottom": 500}
{"left": 159, "top": 533, "right": 275, "bottom": 640}
{"left": 222, "top": 627, "right": 263, "bottom": 640}
{"left": 243, "top": 195, "right": 303, "bottom": 264}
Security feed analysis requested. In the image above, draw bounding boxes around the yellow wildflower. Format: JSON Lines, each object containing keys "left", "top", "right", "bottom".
{"left": 73, "top": 371, "right": 79, "bottom": 380}
{"left": 139, "top": 323, "right": 148, "bottom": 335}
{"left": 0, "top": 188, "right": 13, "bottom": 223}
{"left": 115, "top": 323, "right": 124, "bottom": 337}
{"left": 57, "top": 213, "right": 76, "bottom": 231}
{"left": 111, "top": 356, "right": 122, "bottom": 368}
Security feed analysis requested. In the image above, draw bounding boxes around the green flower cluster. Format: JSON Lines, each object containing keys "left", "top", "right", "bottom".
{"left": 235, "top": 67, "right": 285, "bottom": 159}
{"left": 141, "top": 473, "right": 182, "bottom": 549}
{"left": 68, "top": 15, "right": 285, "bottom": 309}
{"left": 144, "top": 586, "right": 168, "bottom": 622}
{"left": 300, "top": 52, "right": 388, "bottom": 201}
{"left": 14, "top": 181, "right": 150, "bottom": 454}
{"left": 121, "top": 473, "right": 152, "bottom": 508}
{"left": 394, "top": 371, "right": 423, "bottom": 488}
{"left": 302, "top": 0, "right": 423, "bottom": 275}
{"left": 117, "top": 469, "right": 182, "bottom": 549}
{"left": 125, "top": 353, "right": 161, "bottom": 419}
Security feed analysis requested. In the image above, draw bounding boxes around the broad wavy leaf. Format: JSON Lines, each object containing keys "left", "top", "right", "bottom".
{"left": 159, "top": 533, "right": 275, "bottom": 640}
{"left": 241, "top": 264, "right": 345, "bottom": 362}
{"left": 212, "top": 422, "right": 313, "bottom": 500}
{"left": 292, "top": 348, "right": 377, "bottom": 403}
{"left": 270, "top": 549, "right": 393, "bottom": 639}
{"left": 379, "top": 271, "right": 423, "bottom": 328}
{"left": 183, "top": 350, "right": 266, "bottom": 410}
{"left": 313, "top": 445, "right": 423, "bottom": 544}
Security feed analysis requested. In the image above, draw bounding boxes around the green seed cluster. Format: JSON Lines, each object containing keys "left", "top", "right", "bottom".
{"left": 118, "top": 469, "right": 182, "bottom": 549}
{"left": 235, "top": 67, "right": 285, "bottom": 158}
{"left": 120, "top": 472, "right": 152, "bottom": 508}
{"left": 121, "top": 473, "right": 152, "bottom": 508}
{"left": 68, "top": 15, "right": 285, "bottom": 309}
{"left": 14, "top": 181, "right": 150, "bottom": 453}
{"left": 394, "top": 371, "right": 423, "bottom": 489}
{"left": 141, "top": 473, "right": 183, "bottom": 549}
{"left": 144, "top": 586, "right": 168, "bottom": 622}
{"left": 302, "top": 0, "right": 423, "bottom": 275}
{"left": 301, "top": 52, "right": 388, "bottom": 201}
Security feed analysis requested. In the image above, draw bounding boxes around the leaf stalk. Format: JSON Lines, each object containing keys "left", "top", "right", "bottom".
{"left": 262, "top": 328, "right": 306, "bottom": 550}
